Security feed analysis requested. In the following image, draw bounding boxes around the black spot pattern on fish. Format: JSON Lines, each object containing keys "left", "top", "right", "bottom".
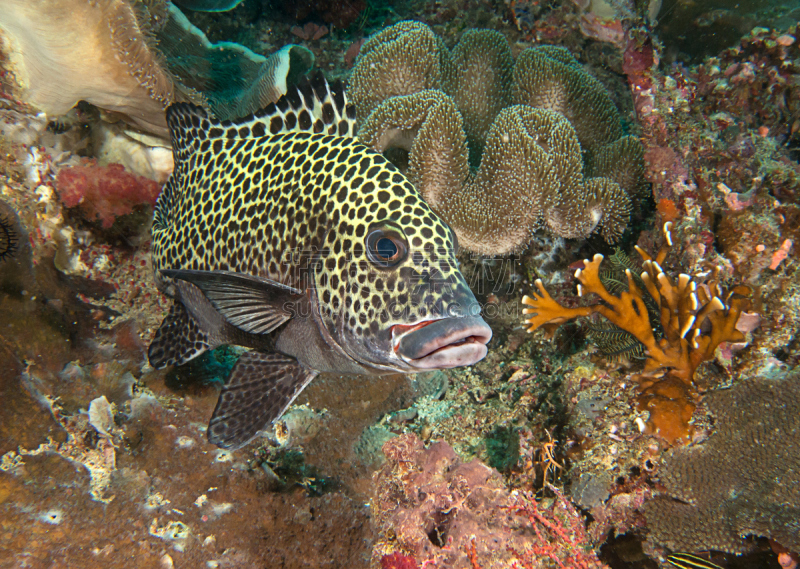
{"left": 152, "top": 76, "right": 466, "bottom": 354}
{"left": 0, "top": 212, "right": 19, "bottom": 262}
{"left": 148, "top": 301, "right": 210, "bottom": 368}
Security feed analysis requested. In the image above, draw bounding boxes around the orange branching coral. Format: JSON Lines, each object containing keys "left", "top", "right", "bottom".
{"left": 521, "top": 222, "right": 752, "bottom": 443}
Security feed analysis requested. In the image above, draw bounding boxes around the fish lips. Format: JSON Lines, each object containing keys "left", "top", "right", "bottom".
{"left": 392, "top": 316, "right": 492, "bottom": 370}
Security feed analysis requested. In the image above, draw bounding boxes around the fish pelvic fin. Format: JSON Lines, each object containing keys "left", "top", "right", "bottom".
{"left": 207, "top": 351, "right": 318, "bottom": 449}
{"left": 165, "top": 71, "right": 356, "bottom": 160}
{"left": 148, "top": 300, "right": 211, "bottom": 368}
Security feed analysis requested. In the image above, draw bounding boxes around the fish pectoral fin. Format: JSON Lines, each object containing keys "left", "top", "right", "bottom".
{"left": 148, "top": 300, "right": 211, "bottom": 368}
{"left": 207, "top": 351, "right": 318, "bottom": 449}
{"left": 161, "top": 269, "right": 304, "bottom": 335}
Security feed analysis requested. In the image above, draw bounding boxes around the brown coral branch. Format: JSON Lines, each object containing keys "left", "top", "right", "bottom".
{"left": 524, "top": 252, "right": 681, "bottom": 372}
{"left": 522, "top": 222, "right": 753, "bottom": 443}
{"left": 466, "top": 537, "right": 482, "bottom": 569}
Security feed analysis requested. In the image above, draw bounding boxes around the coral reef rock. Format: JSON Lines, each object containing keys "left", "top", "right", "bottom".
{"left": 56, "top": 161, "right": 162, "bottom": 229}
{"left": 644, "top": 370, "right": 800, "bottom": 554}
{"left": 0, "top": 199, "right": 35, "bottom": 294}
{"left": 350, "top": 21, "right": 646, "bottom": 254}
{"left": 371, "top": 433, "right": 607, "bottom": 568}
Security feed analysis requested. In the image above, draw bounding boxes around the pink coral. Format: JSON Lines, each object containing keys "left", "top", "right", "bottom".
{"left": 344, "top": 38, "right": 366, "bottom": 68}
{"left": 56, "top": 162, "right": 162, "bottom": 229}
{"left": 371, "top": 434, "right": 607, "bottom": 569}
{"left": 380, "top": 552, "right": 419, "bottom": 569}
{"left": 508, "top": 488, "right": 606, "bottom": 569}
{"left": 623, "top": 34, "right": 657, "bottom": 76}
{"left": 290, "top": 22, "right": 329, "bottom": 41}
{"left": 579, "top": 13, "right": 625, "bottom": 47}
{"left": 770, "top": 239, "right": 794, "bottom": 270}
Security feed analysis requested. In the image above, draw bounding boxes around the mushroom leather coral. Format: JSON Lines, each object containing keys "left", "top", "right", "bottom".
{"left": 360, "top": 94, "right": 631, "bottom": 253}
{"left": 0, "top": 0, "right": 314, "bottom": 137}
{"left": 0, "top": 0, "right": 173, "bottom": 136}
{"left": 350, "top": 21, "right": 645, "bottom": 254}
{"left": 522, "top": 223, "right": 752, "bottom": 443}
{"left": 514, "top": 46, "right": 624, "bottom": 154}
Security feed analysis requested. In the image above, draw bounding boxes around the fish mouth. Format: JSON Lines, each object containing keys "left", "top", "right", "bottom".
{"left": 391, "top": 316, "right": 492, "bottom": 369}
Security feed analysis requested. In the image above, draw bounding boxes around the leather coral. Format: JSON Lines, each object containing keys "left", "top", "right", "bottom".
{"left": 0, "top": 0, "right": 314, "bottom": 137}
{"left": 349, "top": 21, "right": 646, "bottom": 254}
{"left": 522, "top": 222, "right": 753, "bottom": 443}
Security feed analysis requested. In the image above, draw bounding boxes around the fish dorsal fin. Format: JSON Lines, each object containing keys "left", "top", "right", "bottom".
{"left": 261, "top": 72, "right": 357, "bottom": 138}
{"left": 165, "top": 103, "right": 213, "bottom": 165}
{"left": 164, "top": 72, "right": 356, "bottom": 163}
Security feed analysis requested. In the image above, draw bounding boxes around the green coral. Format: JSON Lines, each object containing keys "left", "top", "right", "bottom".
{"left": 172, "top": 0, "right": 244, "bottom": 11}
{"left": 165, "top": 345, "right": 244, "bottom": 388}
{"left": 349, "top": 21, "right": 646, "bottom": 254}
{"left": 484, "top": 425, "right": 520, "bottom": 473}
{"left": 154, "top": 3, "right": 315, "bottom": 121}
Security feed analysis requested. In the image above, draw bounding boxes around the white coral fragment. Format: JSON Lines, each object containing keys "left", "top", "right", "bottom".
{"left": 88, "top": 396, "right": 114, "bottom": 438}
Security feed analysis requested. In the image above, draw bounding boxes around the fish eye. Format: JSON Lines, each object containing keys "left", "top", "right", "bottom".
{"left": 366, "top": 225, "right": 407, "bottom": 268}
{"left": 376, "top": 237, "right": 397, "bottom": 259}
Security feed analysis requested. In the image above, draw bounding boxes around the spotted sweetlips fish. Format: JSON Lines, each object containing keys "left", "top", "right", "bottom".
{"left": 148, "top": 75, "right": 492, "bottom": 449}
